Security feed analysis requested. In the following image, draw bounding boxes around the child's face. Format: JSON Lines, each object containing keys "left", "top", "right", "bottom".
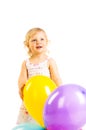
{"left": 28, "top": 31, "right": 47, "bottom": 55}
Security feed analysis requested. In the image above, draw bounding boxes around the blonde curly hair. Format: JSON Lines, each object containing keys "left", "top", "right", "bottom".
{"left": 24, "top": 27, "right": 48, "bottom": 56}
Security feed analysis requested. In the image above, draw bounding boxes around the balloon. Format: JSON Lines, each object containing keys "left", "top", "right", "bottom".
{"left": 43, "top": 84, "right": 86, "bottom": 130}
{"left": 12, "top": 123, "right": 45, "bottom": 130}
{"left": 23, "top": 75, "right": 57, "bottom": 127}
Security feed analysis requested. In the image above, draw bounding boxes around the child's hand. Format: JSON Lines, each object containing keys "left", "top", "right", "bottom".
{"left": 19, "top": 87, "right": 24, "bottom": 100}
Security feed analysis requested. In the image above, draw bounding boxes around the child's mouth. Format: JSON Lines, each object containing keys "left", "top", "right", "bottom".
{"left": 36, "top": 46, "right": 42, "bottom": 49}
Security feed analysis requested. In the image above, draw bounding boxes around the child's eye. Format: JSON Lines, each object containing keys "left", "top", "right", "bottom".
{"left": 31, "top": 39, "right": 36, "bottom": 42}
{"left": 41, "top": 38, "right": 44, "bottom": 41}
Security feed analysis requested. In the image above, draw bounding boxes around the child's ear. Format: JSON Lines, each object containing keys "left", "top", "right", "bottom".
{"left": 48, "top": 40, "right": 51, "bottom": 44}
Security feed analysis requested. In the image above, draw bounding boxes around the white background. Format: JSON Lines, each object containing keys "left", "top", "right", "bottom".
{"left": 0, "top": 0, "right": 86, "bottom": 129}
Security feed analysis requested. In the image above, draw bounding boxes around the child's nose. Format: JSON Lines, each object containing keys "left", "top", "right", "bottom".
{"left": 36, "top": 40, "right": 41, "bottom": 44}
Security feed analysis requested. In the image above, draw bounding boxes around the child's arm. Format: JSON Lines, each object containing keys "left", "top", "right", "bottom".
{"left": 18, "top": 60, "right": 28, "bottom": 99}
{"left": 49, "top": 58, "right": 62, "bottom": 87}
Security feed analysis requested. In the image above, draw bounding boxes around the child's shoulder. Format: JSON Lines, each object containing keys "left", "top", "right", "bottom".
{"left": 20, "top": 60, "right": 27, "bottom": 71}
{"left": 48, "top": 57, "right": 58, "bottom": 69}
{"left": 21, "top": 60, "right": 26, "bottom": 65}
{"left": 21, "top": 59, "right": 29, "bottom": 67}
{"left": 24, "top": 58, "right": 30, "bottom": 67}
{"left": 48, "top": 57, "right": 56, "bottom": 64}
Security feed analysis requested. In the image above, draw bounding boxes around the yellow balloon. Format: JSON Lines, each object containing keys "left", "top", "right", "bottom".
{"left": 23, "top": 75, "right": 57, "bottom": 127}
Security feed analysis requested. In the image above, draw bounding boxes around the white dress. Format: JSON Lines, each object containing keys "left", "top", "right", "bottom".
{"left": 17, "top": 58, "right": 50, "bottom": 124}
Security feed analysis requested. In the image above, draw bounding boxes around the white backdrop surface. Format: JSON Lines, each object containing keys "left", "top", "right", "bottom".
{"left": 0, "top": 0, "right": 86, "bottom": 129}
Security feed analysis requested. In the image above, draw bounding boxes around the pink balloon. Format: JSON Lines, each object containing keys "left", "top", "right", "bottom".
{"left": 43, "top": 84, "right": 86, "bottom": 130}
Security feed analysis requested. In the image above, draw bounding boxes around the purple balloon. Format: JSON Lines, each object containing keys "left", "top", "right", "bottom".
{"left": 43, "top": 84, "right": 86, "bottom": 130}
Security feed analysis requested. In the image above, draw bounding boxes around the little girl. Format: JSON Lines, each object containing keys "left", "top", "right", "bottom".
{"left": 17, "top": 27, "right": 62, "bottom": 124}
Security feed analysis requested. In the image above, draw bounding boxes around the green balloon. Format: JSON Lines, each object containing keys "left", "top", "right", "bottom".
{"left": 12, "top": 123, "right": 46, "bottom": 130}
